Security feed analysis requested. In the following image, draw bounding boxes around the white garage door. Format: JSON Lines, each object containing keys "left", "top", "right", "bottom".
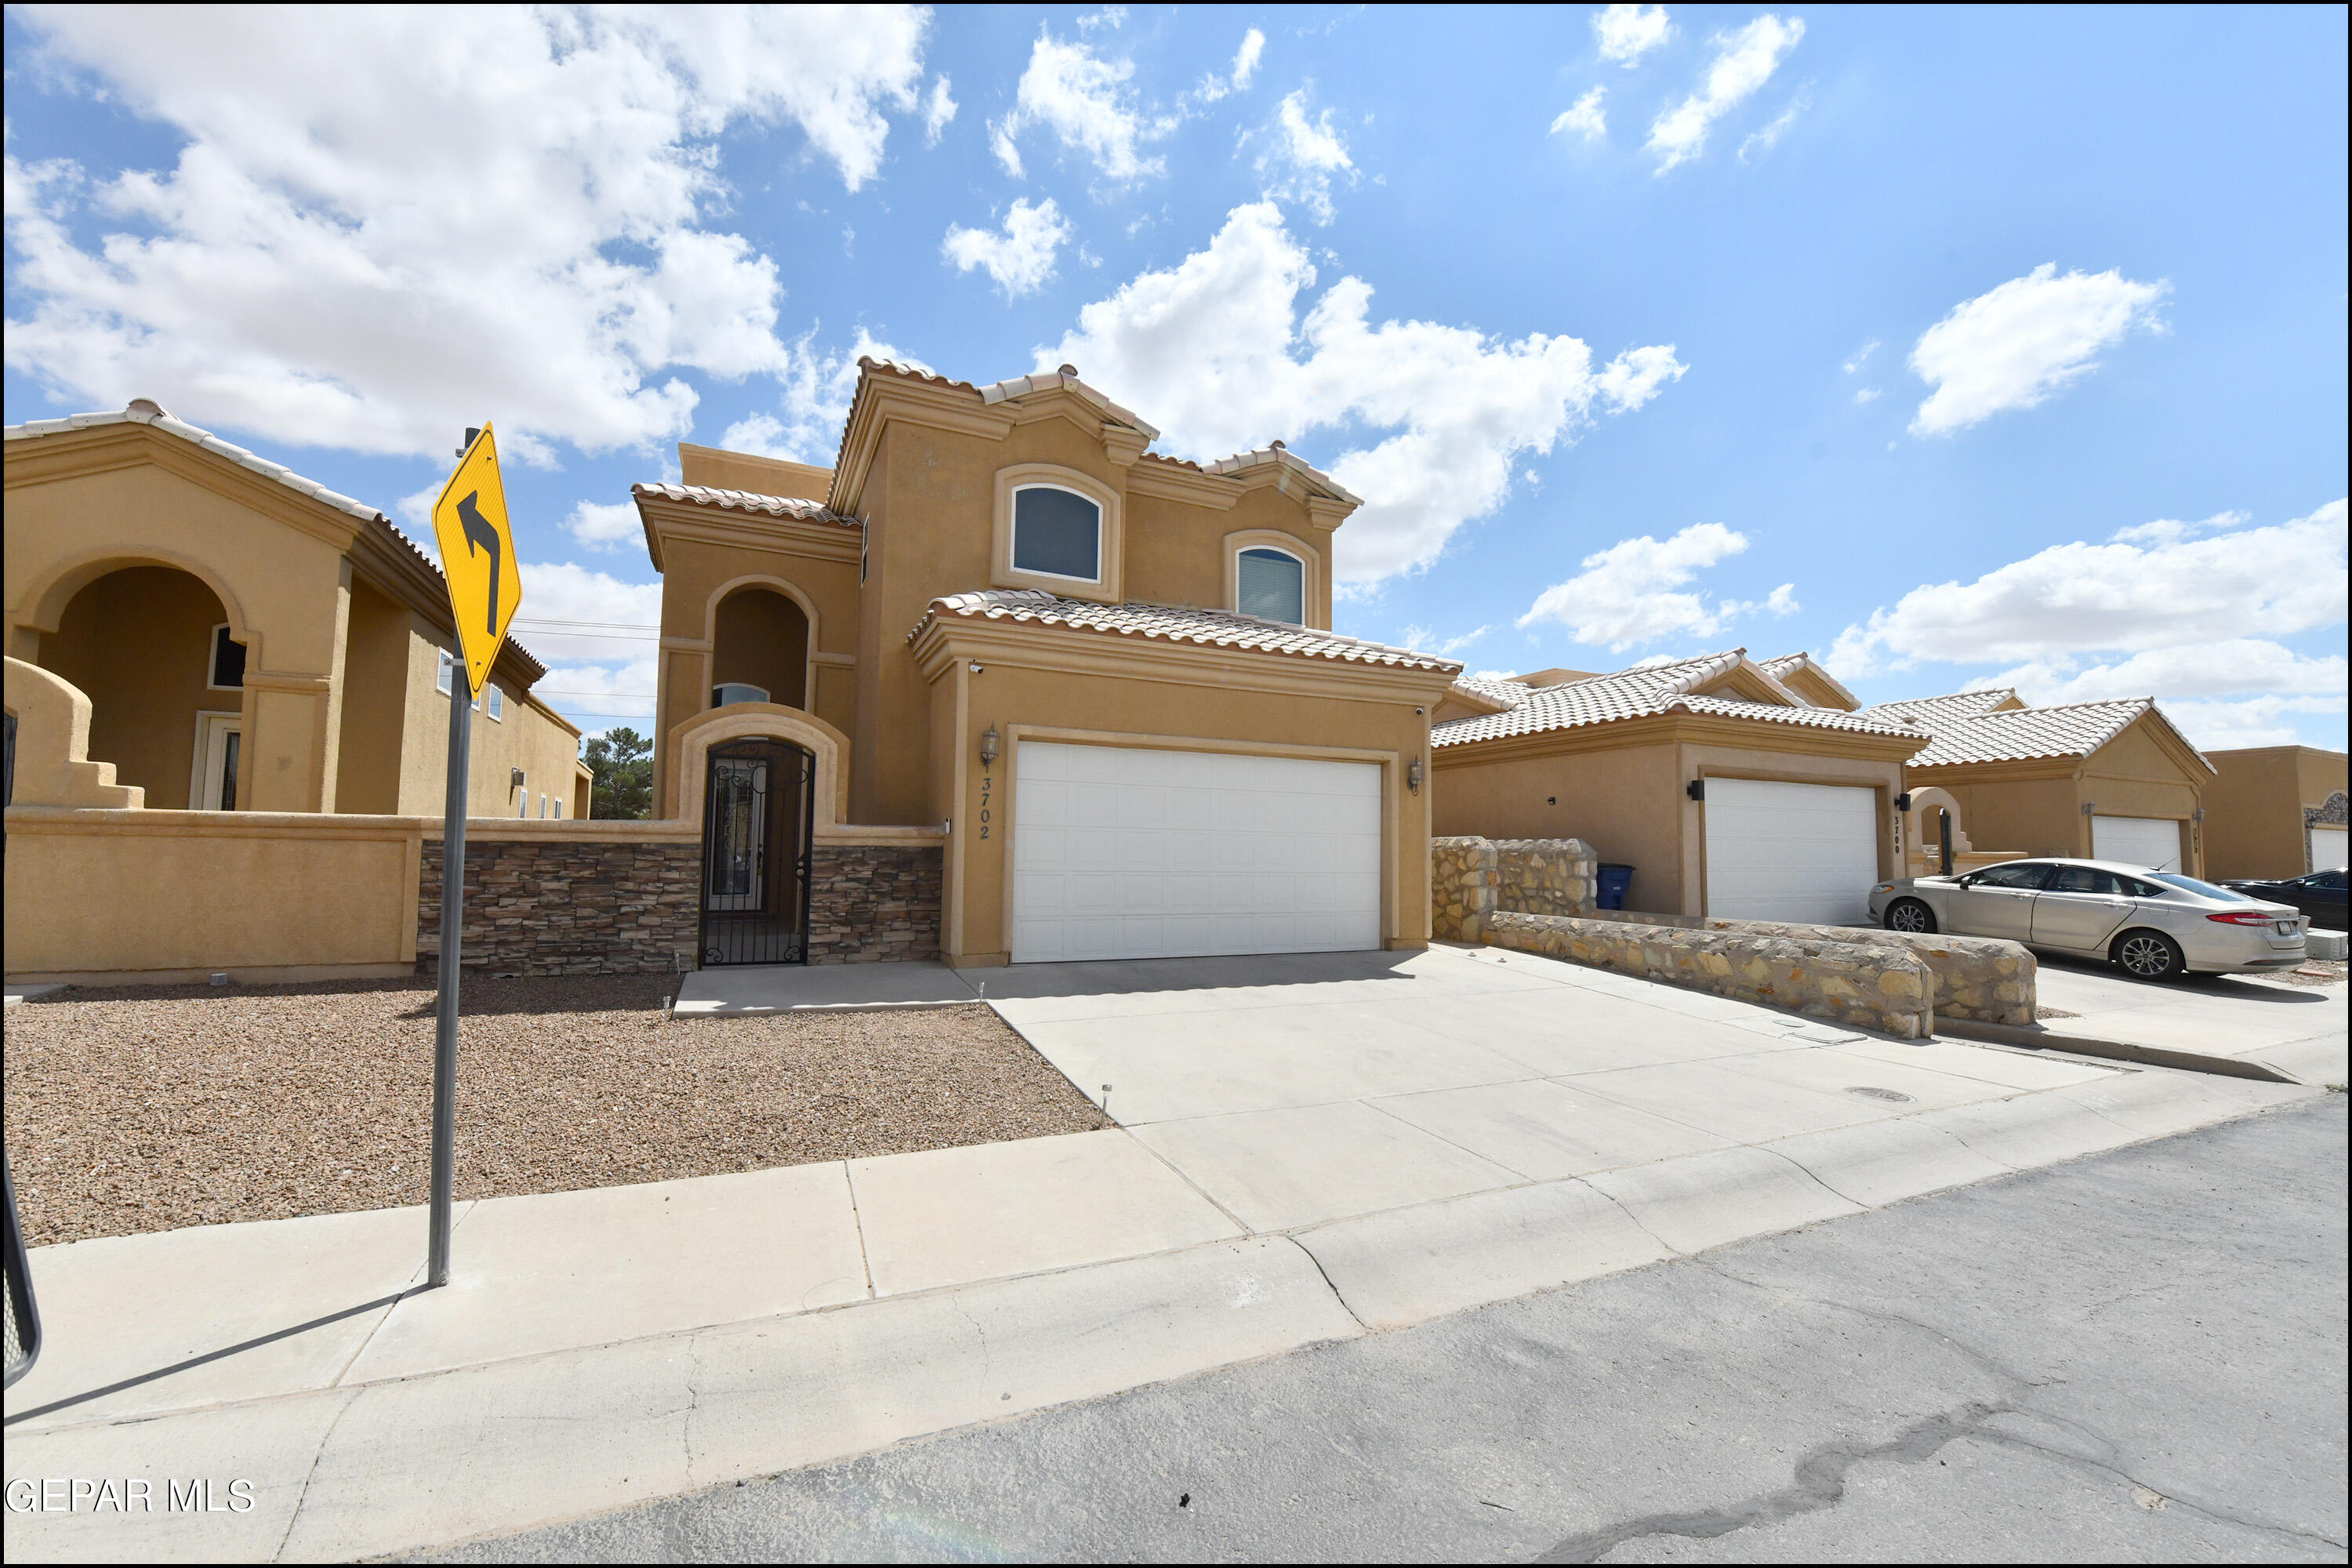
{"left": 2310, "top": 826, "right": 2349, "bottom": 871}
{"left": 1704, "top": 779, "right": 1879, "bottom": 926}
{"left": 1011, "top": 742, "right": 1382, "bottom": 963}
{"left": 2092, "top": 815, "right": 2183, "bottom": 872}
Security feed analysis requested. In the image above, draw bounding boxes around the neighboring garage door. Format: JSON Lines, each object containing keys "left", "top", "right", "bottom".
{"left": 1704, "top": 779, "right": 1879, "bottom": 926}
{"left": 1010, "top": 741, "right": 1382, "bottom": 963}
{"left": 2310, "top": 826, "right": 2349, "bottom": 871}
{"left": 2092, "top": 815, "right": 2183, "bottom": 872}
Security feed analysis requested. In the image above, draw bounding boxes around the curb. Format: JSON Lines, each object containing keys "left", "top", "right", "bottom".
{"left": 1933, "top": 1017, "right": 2300, "bottom": 1084}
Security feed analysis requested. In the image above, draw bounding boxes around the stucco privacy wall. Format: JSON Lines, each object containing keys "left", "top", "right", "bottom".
{"left": 1485, "top": 910, "right": 1935, "bottom": 1039}
{"left": 5, "top": 807, "right": 422, "bottom": 983}
{"left": 1431, "top": 836, "right": 1597, "bottom": 941}
{"left": 1577, "top": 906, "right": 2035, "bottom": 1026}
{"left": 416, "top": 823, "right": 701, "bottom": 976}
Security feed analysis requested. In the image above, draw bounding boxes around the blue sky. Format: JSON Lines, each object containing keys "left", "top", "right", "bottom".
{"left": 6, "top": 5, "right": 2346, "bottom": 749}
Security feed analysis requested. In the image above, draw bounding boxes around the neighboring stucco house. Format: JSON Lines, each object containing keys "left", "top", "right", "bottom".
{"left": 1860, "top": 689, "right": 2216, "bottom": 877}
{"left": 632, "top": 359, "right": 1459, "bottom": 971}
{"left": 5, "top": 401, "right": 590, "bottom": 818}
{"left": 2199, "top": 746, "right": 2350, "bottom": 877}
{"left": 1429, "top": 651, "right": 1927, "bottom": 924}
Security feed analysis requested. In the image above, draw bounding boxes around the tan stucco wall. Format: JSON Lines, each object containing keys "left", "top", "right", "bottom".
{"left": 1905, "top": 715, "right": 2212, "bottom": 875}
{"left": 2201, "top": 746, "right": 2350, "bottom": 877}
{"left": 1434, "top": 740, "right": 1682, "bottom": 914}
{"left": 5, "top": 808, "right": 422, "bottom": 982}
{"left": 34, "top": 564, "right": 233, "bottom": 810}
{"left": 333, "top": 574, "right": 412, "bottom": 813}
{"left": 6, "top": 431, "right": 358, "bottom": 813}
{"left": 392, "top": 618, "right": 583, "bottom": 818}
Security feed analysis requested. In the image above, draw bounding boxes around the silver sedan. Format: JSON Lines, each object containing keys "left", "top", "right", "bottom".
{"left": 1867, "top": 858, "right": 2308, "bottom": 980}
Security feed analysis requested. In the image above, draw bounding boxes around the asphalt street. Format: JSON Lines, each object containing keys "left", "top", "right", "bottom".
{"left": 423, "top": 1090, "right": 2349, "bottom": 1564}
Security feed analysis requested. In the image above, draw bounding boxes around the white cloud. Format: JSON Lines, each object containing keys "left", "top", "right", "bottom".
{"left": 1400, "top": 623, "right": 1494, "bottom": 658}
{"left": 1594, "top": 4, "right": 1673, "bottom": 67}
{"left": 717, "top": 328, "right": 913, "bottom": 466}
{"left": 2150, "top": 695, "right": 2347, "bottom": 752}
{"left": 1737, "top": 93, "right": 1806, "bottom": 162}
{"left": 1258, "top": 89, "right": 1356, "bottom": 223}
{"left": 1646, "top": 14, "right": 1803, "bottom": 172}
{"left": 1907, "top": 263, "right": 2170, "bottom": 437}
{"left": 1518, "top": 522, "right": 1754, "bottom": 650}
{"left": 2, "top": 7, "right": 929, "bottom": 465}
{"left": 1077, "top": 6, "right": 1127, "bottom": 32}
{"left": 1983, "top": 641, "right": 2350, "bottom": 707}
{"left": 510, "top": 560, "right": 664, "bottom": 698}
{"left": 943, "top": 198, "right": 1074, "bottom": 299}
{"left": 1232, "top": 28, "right": 1267, "bottom": 90}
{"left": 991, "top": 30, "right": 1166, "bottom": 183}
{"left": 2110, "top": 509, "right": 2247, "bottom": 546}
{"left": 1551, "top": 87, "right": 1608, "bottom": 142}
{"left": 1047, "top": 201, "right": 1686, "bottom": 586}
{"left": 566, "top": 499, "right": 643, "bottom": 554}
{"left": 1828, "top": 499, "right": 2348, "bottom": 676}
{"left": 923, "top": 76, "right": 958, "bottom": 144}
{"left": 1842, "top": 339, "right": 1879, "bottom": 374}
{"left": 1853, "top": 387, "right": 1882, "bottom": 405}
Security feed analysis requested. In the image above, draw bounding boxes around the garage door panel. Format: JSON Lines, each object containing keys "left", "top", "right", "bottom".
{"left": 2313, "top": 827, "right": 2349, "bottom": 871}
{"left": 1705, "top": 779, "right": 1878, "bottom": 926}
{"left": 2092, "top": 815, "right": 2183, "bottom": 872}
{"left": 1013, "top": 742, "right": 1383, "bottom": 962}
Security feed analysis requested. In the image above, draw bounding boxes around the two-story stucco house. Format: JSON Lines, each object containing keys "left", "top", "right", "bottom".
{"left": 633, "top": 359, "right": 1461, "bottom": 971}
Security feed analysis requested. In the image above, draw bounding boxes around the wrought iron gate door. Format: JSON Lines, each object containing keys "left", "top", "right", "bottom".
{"left": 699, "top": 737, "right": 815, "bottom": 965}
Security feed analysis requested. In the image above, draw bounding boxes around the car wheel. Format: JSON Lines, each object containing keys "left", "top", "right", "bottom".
{"left": 2111, "top": 929, "right": 2185, "bottom": 981}
{"left": 1885, "top": 898, "right": 1937, "bottom": 935}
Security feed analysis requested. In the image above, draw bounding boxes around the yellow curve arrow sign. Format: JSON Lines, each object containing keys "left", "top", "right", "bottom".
{"left": 430, "top": 423, "right": 523, "bottom": 695}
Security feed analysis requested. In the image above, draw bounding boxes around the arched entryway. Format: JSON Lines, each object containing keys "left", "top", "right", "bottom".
{"left": 710, "top": 586, "right": 811, "bottom": 712}
{"left": 699, "top": 736, "right": 816, "bottom": 966}
{"left": 38, "top": 564, "right": 244, "bottom": 809}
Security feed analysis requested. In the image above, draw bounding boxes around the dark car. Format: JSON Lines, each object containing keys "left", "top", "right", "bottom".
{"left": 2221, "top": 867, "right": 2348, "bottom": 931}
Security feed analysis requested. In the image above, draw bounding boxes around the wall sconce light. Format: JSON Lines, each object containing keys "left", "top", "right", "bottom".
{"left": 1406, "top": 757, "right": 1423, "bottom": 793}
{"left": 1894, "top": 792, "right": 1912, "bottom": 812}
{"left": 1686, "top": 779, "right": 1706, "bottom": 802}
{"left": 510, "top": 768, "right": 526, "bottom": 790}
{"left": 979, "top": 726, "right": 1000, "bottom": 765}
{"left": 2082, "top": 800, "right": 2096, "bottom": 815}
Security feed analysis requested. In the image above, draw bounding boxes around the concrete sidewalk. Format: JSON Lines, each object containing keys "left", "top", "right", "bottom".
{"left": 4, "top": 949, "right": 2324, "bottom": 1563}
{"left": 1998, "top": 957, "right": 2347, "bottom": 1085}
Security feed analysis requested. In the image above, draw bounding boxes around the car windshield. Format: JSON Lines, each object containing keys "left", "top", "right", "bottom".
{"left": 2150, "top": 873, "right": 2252, "bottom": 902}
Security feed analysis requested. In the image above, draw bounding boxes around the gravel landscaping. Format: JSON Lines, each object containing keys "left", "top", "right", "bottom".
{"left": 3, "top": 976, "right": 1109, "bottom": 1247}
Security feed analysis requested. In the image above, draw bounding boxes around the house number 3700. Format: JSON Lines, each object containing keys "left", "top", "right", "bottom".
{"left": 978, "top": 768, "right": 992, "bottom": 839}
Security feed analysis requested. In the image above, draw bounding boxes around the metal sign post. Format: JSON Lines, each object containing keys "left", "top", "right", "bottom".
{"left": 423, "top": 423, "right": 521, "bottom": 1289}
{"left": 428, "top": 659, "right": 471, "bottom": 1288}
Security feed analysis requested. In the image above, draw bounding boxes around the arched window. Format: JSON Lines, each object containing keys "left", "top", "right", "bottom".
{"left": 1011, "top": 485, "right": 1103, "bottom": 583}
{"left": 1236, "top": 546, "right": 1305, "bottom": 624}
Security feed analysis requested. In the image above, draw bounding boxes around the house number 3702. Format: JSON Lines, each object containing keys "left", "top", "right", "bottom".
{"left": 978, "top": 768, "right": 992, "bottom": 839}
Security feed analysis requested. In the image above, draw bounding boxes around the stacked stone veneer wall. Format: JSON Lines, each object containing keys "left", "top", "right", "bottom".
{"left": 418, "top": 837, "right": 944, "bottom": 975}
{"left": 807, "top": 844, "right": 941, "bottom": 965}
{"left": 418, "top": 837, "right": 700, "bottom": 976}
{"left": 1577, "top": 907, "right": 2034, "bottom": 1026}
{"left": 1432, "top": 837, "right": 1597, "bottom": 941}
{"left": 1486, "top": 911, "right": 1934, "bottom": 1040}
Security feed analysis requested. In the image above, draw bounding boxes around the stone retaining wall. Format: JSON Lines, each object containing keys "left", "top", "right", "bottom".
{"left": 807, "top": 844, "right": 942, "bottom": 965}
{"left": 419, "top": 837, "right": 700, "bottom": 976}
{"left": 1486, "top": 911, "right": 1935, "bottom": 1039}
{"left": 1432, "top": 837, "right": 1597, "bottom": 941}
{"left": 1577, "top": 907, "right": 2034, "bottom": 1025}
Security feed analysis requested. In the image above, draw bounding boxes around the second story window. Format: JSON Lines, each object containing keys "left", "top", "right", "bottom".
{"left": 1011, "top": 485, "right": 1102, "bottom": 583}
{"left": 1237, "top": 546, "right": 1305, "bottom": 624}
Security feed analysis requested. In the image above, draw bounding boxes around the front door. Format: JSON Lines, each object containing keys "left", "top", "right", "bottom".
{"left": 191, "top": 712, "right": 242, "bottom": 811}
{"left": 699, "top": 738, "right": 813, "bottom": 965}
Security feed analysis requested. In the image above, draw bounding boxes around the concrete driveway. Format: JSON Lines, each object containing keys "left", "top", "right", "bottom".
{"left": 984, "top": 944, "right": 2144, "bottom": 1237}
{"left": 2031, "top": 953, "right": 2347, "bottom": 1083}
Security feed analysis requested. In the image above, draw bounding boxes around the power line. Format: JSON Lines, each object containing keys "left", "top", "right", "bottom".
{"left": 512, "top": 616, "right": 660, "bottom": 630}
{"left": 513, "top": 628, "right": 661, "bottom": 642}
{"left": 539, "top": 688, "right": 658, "bottom": 699}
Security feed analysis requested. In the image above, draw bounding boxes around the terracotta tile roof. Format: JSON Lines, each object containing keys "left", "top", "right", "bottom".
{"left": 1857, "top": 688, "right": 2020, "bottom": 727}
{"left": 907, "top": 589, "right": 1461, "bottom": 672}
{"left": 1201, "top": 443, "right": 1362, "bottom": 505}
{"left": 1450, "top": 674, "right": 1536, "bottom": 708}
{"left": 1758, "top": 652, "right": 1862, "bottom": 710}
{"left": 977, "top": 368, "right": 1160, "bottom": 441}
{"left": 5, "top": 399, "right": 550, "bottom": 681}
{"left": 1433, "top": 648, "right": 1922, "bottom": 748}
{"left": 630, "top": 481, "right": 857, "bottom": 528}
{"left": 1886, "top": 697, "right": 2216, "bottom": 772}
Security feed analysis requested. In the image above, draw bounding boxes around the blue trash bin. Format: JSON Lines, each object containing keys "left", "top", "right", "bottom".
{"left": 1596, "top": 864, "right": 1634, "bottom": 910}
